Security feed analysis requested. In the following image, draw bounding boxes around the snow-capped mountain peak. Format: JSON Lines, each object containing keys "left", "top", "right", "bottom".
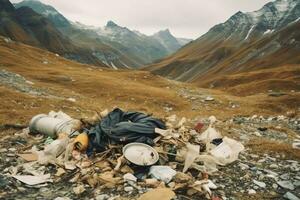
{"left": 211, "top": 0, "right": 300, "bottom": 41}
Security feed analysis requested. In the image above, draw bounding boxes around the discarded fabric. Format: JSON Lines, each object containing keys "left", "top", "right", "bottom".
{"left": 87, "top": 108, "right": 165, "bottom": 153}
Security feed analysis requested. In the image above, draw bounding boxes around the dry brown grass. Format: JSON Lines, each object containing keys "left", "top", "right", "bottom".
{"left": 247, "top": 139, "right": 300, "bottom": 160}
{"left": 0, "top": 37, "right": 299, "bottom": 127}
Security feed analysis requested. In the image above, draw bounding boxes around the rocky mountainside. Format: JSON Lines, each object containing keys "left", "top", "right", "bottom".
{"left": 13, "top": 0, "right": 192, "bottom": 68}
{"left": 147, "top": 0, "right": 300, "bottom": 95}
{"left": 0, "top": 0, "right": 106, "bottom": 66}
{"left": 152, "top": 29, "right": 186, "bottom": 54}
{"left": 14, "top": 0, "right": 71, "bottom": 28}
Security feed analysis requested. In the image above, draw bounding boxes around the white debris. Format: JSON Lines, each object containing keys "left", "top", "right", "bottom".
{"left": 248, "top": 189, "right": 256, "bottom": 195}
{"left": 205, "top": 96, "right": 214, "bottom": 101}
{"left": 123, "top": 173, "right": 137, "bottom": 183}
{"left": 73, "top": 184, "right": 85, "bottom": 195}
{"left": 12, "top": 174, "right": 53, "bottom": 185}
{"left": 149, "top": 166, "right": 176, "bottom": 183}
{"left": 67, "top": 98, "right": 76, "bottom": 102}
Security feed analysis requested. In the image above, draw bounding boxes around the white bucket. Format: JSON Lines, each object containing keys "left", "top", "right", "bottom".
{"left": 29, "top": 114, "right": 73, "bottom": 138}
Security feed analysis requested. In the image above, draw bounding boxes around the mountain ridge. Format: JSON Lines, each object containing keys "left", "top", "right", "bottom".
{"left": 13, "top": 0, "right": 192, "bottom": 68}
{"left": 146, "top": 0, "right": 300, "bottom": 95}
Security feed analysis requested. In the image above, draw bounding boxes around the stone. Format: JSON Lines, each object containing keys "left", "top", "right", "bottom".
{"left": 283, "top": 192, "right": 300, "bottom": 200}
{"left": 253, "top": 131, "right": 262, "bottom": 137}
{"left": 277, "top": 181, "right": 295, "bottom": 190}
{"left": 73, "top": 185, "right": 85, "bottom": 195}
{"left": 54, "top": 197, "right": 72, "bottom": 200}
{"left": 281, "top": 174, "right": 290, "bottom": 180}
{"left": 174, "top": 172, "right": 192, "bottom": 183}
{"left": 96, "top": 194, "right": 110, "bottom": 200}
{"left": 293, "top": 180, "right": 300, "bottom": 187}
{"left": 0, "top": 148, "right": 7, "bottom": 153}
{"left": 124, "top": 186, "right": 134, "bottom": 192}
{"left": 253, "top": 180, "right": 266, "bottom": 188}
{"left": 239, "top": 163, "right": 250, "bottom": 170}
{"left": 67, "top": 98, "right": 76, "bottom": 102}
{"left": 248, "top": 189, "right": 256, "bottom": 195}
{"left": 8, "top": 148, "right": 16, "bottom": 152}
{"left": 205, "top": 96, "right": 214, "bottom": 101}
{"left": 269, "top": 164, "right": 279, "bottom": 169}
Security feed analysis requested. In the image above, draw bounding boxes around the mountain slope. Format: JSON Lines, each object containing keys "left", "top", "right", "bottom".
{"left": 151, "top": 29, "right": 185, "bottom": 53}
{"left": 96, "top": 21, "right": 189, "bottom": 65}
{"left": 146, "top": 0, "right": 300, "bottom": 94}
{"left": 14, "top": 0, "right": 71, "bottom": 28}
{"left": 13, "top": 0, "right": 192, "bottom": 68}
{"left": 0, "top": 0, "right": 106, "bottom": 66}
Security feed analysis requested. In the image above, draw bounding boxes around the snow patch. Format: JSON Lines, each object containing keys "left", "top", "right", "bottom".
{"left": 263, "top": 29, "right": 274, "bottom": 35}
{"left": 110, "top": 62, "right": 118, "bottom": 70}
{"left": 244, "top": 25, "right": 255, "bottom": 40}
{"left": 120, "top": 61, "right": 131, "bottom": 69}
{"left": 44, "top": 10, "right": 58, "bottom": 16}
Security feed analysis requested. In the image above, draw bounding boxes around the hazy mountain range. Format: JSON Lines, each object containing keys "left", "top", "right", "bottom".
{"left": 10, "top": 0, "right": 192, "bottom": 69}
{"left": 1, "top": 0, "right": 299, "bottom": 95}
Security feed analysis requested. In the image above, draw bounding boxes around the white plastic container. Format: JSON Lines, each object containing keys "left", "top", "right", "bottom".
{"left": 29, "top": 114, "right": 73, "bottom": 138}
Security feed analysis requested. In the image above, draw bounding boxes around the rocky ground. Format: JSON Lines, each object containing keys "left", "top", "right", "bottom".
{"left": 0, "top": 35, "right": 299, "bottom": 200}
{"left": 0, "top": 112, "right": 299, "bottom": 200}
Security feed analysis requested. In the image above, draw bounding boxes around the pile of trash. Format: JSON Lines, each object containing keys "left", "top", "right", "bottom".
{"left": 2, "top": 108, "right": 245, "bottom": 200}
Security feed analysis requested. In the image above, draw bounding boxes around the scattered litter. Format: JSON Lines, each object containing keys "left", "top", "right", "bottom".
{"left": 17, "top": 153, "right": 38, "bottom": 162}
{"left": 123, "top": 143, "right": 159, "bottom": 166}
{"left": 74, "top": 133, "right": 89, "bottom": 152}
{"left": 29, "top": 111, "right": 81, "bottom": 138}
{"left": 73, "top": 184, "right": 85, "bottom": 195}
{"left": 137, "top": 188, "right": 175, "bottom": 200}
{"left": 149, "top": 166, "right": 176, "bottom": 183}
{"left": 3, "top": 109, "right": 252, "bottom": 199}
{"left": 123, "top": 173, "right": 137, "bottom": 182}
{"left": 12, "top": 174, "right": 52, "bottom": 185}
{"left": 182, "top": 143, "right": 200, "bottom": 173}
{"left": 194, "top": 122, "right": 204, "bottom": 133}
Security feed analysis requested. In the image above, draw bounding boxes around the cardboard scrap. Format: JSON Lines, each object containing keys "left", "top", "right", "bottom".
{"left": 12, "top": 174, "right": 52, "bottom": 185}
{"left": 18, "top": 153, "right": 38, "bottom": 162}
{"left": 138, "top": 188, "right": 175, "bottom": 200}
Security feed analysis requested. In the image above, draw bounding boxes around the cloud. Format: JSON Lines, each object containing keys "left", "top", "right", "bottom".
{"left": 11, "top": 0, "right": 272, "bottom": 39}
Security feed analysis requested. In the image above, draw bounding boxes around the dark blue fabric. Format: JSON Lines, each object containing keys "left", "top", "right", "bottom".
{"left": 87, "top": 108, "right": 165, "bottom": 155}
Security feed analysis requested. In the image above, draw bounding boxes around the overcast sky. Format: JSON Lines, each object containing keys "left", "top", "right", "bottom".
{"left": 11, "top": 0, "right": 272, "bottom": 39}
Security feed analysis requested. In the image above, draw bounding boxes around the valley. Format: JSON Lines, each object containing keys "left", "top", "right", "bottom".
{"left": 0, "top": 0, "right": 299, "bottom": 199}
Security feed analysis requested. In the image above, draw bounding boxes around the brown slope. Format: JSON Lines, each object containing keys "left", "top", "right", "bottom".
{"left": 1, "top": 35, "right": 299, "bottom": 126}
{"left": 146, "top": 20, "right": 300, "bottom": 95}
{"left": 0, "top": 0, "right": 106, "bottom": 67}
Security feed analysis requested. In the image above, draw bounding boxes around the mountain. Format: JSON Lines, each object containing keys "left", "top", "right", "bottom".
{"left": 152, "top": 29, "right": 189, "bottom": 53}
{"left": 0, "top": 0, "right": 106, "bottom": 66}
{"left": 14, "top": 0, "right": 71, "bottom": 28}
{"left": 95, "top": 21, "right": 170, "bottom": 65}
{"left": 146, "top": 0, "right": 300, "bottom": 95}
{"left": 13, "top": 0, "right": 192, "bottom": 68}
